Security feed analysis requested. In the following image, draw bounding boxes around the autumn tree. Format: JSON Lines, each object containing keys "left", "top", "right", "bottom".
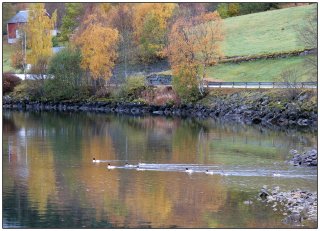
{"left": 74, "top": 4, "right": 119, "bottom": 87}
{"left": 26, "top": 3, "right": 57, "bottom": 79}
{"left": 167, "top": 11, "right": 224, "bottom": 96}
{"left": 176, "top": 3, "right": 209, "bottom": 18}
{"left": 132, "top": 3, "right": 177, "bottom": 63}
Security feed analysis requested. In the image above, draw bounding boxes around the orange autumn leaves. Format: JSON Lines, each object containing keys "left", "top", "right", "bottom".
{"left": 166, "top": 11, "right": 224, "bottom": 95}
{"left": 73, "top": 3, "right": 224, "bottom": 86}
{"left": 74, "top": 3, "right": 177, "bottom": 81}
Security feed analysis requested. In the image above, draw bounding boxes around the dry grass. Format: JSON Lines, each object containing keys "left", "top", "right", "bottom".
{"left": 141, "top": 86, "right": 181, "bottom": 106}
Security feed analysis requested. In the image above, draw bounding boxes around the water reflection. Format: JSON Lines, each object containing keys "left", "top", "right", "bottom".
{"left": 3, "top": 111, "right": 317, "bottom": 228}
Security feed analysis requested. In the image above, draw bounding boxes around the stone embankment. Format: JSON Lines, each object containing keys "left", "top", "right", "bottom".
{"left": 3, "top": 90, "right": 317, "bottom": 129}
{"left": 221, "top": 48, "right": 316, "bottom": 64}
{"left": 259, "top": 186, "right": 317, "bottom": 226}
{"left": 288, "top": 149, "right": 317, "bottom": 167}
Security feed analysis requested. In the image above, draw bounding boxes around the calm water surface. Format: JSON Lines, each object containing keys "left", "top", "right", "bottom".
{"left": 3, "top": 111, "right": 317, "bottom": 228}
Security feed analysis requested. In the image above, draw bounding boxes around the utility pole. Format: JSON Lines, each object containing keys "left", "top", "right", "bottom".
{"left": 21, "top": 30, "right": 27, "bottom": 80}
{"left": 24, "top": 31, "right": 27, "bottom": 80}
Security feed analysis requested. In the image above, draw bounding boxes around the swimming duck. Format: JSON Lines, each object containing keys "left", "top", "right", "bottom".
{"left": 92, "top": 158, "right": 100, "bottom": 163}
{"left": 185, "top": 168, "right": 193, "bottom": 174}
{"left": 136, "top": 165, "right": 145, "bottom": 171}
{"left": 124, "top": 163, "right": 136, "bottom": 168}
{"left": 107, "top": 163, "right": 116, "bottom": 169}
{"left": 205, "top": 170, "right": 214, "bottom": 175}
{"left": 221, "top": 170, "right": 230, "bottom": 176}
{"left": 272, "top": 173, "right": 281, "bottom": 177}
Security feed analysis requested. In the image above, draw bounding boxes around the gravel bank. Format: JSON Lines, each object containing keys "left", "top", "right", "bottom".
{"left": 259, "top": 186, "right": 317, "bottom": 226}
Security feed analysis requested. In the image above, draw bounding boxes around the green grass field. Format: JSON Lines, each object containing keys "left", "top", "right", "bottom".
{"left": 206, "top": 55, "right": 313, "bottom": 82}
{"left": 3, "top": 43, "right": 15, "bottom": 73}
{"left": 159, "top": 55, "right": 313, "bottom": 82}
{"left": 221, "top": 4, "right": 316, "bottom": 57}
{"left": 161, "top": 5, "right": 317, "bottom": 82}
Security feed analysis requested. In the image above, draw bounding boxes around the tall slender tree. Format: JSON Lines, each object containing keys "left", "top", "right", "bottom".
{"left": 27, "top": 3, "right": 57, "bottom": 66}
{"left": 26, "top": 3, "right": 57, "bottom": 80}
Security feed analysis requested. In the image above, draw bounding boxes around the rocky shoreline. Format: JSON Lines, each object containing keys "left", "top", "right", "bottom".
{"left": 259, "top": 186, "right": 317, "bottom": 226}
{"left": 257, "top": 149, "right": 318, "bottom": 226}
{"left": 3, "top": 97, "right": 317, "bottom": 130}
{"left": 2, "top": 94, "right": 317, "bottom": 130}
{"left": 288, "top": 149, "right": 318, "bottom": 167}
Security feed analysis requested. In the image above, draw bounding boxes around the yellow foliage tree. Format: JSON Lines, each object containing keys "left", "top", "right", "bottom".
{"left": 75, "top": 5, "right": 119, "bottom": 83}
{"left": 26, "top": 3, "right": 56, "bottom": 66}
{"left": 132, "top": 3, "right": 177, "bottom": 62}
{"left": 166, "top": 12, "right": 224, "bottom": 95}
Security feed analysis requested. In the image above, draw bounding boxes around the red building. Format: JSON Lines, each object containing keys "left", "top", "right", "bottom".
{"left": 7, "top": 10, "right": 29, "bottom": 44}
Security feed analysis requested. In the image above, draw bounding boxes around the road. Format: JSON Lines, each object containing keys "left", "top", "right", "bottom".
{"left": 14, "top": 74, "right": 317, "bottom": 89}
{"left": 206, "top": 82, "right": 317, "bottom": 89}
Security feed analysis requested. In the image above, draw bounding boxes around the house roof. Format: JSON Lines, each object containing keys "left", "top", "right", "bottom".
{"left": 7, "top": 10, "right": 29, "bottom": 24}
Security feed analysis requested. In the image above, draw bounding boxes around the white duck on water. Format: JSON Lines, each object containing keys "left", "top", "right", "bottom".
{"left": 205, "top": 170, "right": 214, "bottom": 175}
{"left": 92, "top": 158, "right": 101, "bottom": 163}
{"left": 107, "top": 163, "right": 116, "bottom": 169}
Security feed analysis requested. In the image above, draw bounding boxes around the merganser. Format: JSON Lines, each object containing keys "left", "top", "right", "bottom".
{"left": 107, "top": 163, "right": 116, "bottom": 169}
{"left": 221, "top": 170, "right": 230, "bottom": 176}
{"left": 93, "top": 158, "right": 100, "bottom": 163}
{"left": 205, "top": 170, "right": 214, "bottom": 175}
{"left": 272, "top": 173, "right": 281, "bottom": 177}
{"left": 136, "top": 165, "right": 145, "bottom": 171}
{"left": 185, "top": 168, "right": 193, "bottom": 174}
{"left": 124, "top": 163, "right": 136, "bottom": 168}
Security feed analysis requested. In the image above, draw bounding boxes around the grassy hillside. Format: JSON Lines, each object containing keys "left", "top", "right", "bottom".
{"left": 221, "top": 4, "right": 316, "bottom": 57}
{"left": 159, "top": 55, "right": 313, "bottom": 82}
{"left": 162, "top": 5, "right": 317, "bottom": 82}
{"left": 206, "top": 55, "right": 313, "bottom": 82}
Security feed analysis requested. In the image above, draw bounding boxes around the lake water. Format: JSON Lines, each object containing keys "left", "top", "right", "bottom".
{"left": 3, "top": 111, "right": 317, "bottom": 228}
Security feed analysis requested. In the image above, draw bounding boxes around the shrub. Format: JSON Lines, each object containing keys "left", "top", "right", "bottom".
{"left": 141, "top": 86, "right": 180, "bottom": 106}
{"left": 3, "top": 73, "right": 22, "bottom": 95}
{"left": 172, "top": 68, "right": 202, "bottom": 103}
{"left": 217, "top": 3, "right": 273, "bottom": 18}
{"left": 95, "top": 87, "right": 112, "bottom": 98}
{"left": 276, "top": 69, "right": 300, "bottom": 100}
{"left": 10, "top": 50, "right": 24, "bottom": 72}
{"left": 10, "top": 80, "right": 44, "bottom": 100}
{"left": 45, "top": 48, "right": 84, "bottom": 100}
{"left": 113, "top": 75, "right": 147, "bottom": 101}
{"left": 30, "top": 56, "right": 50, "bottom": 80}
{"left": 217, "top": 3, "right": 240, "bottom": 18}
